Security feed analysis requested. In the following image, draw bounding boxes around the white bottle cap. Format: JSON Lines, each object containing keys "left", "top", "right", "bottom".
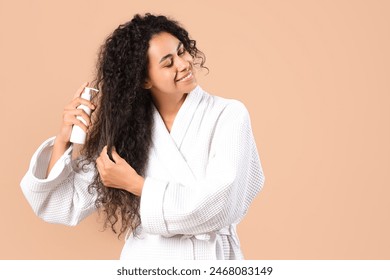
{"left": 81, "top": 87, "right": 99, "bottom": 100}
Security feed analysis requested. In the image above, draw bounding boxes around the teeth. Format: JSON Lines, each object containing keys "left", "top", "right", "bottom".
{"left": 178, "top": 72, "right": 192, "bottom": 82}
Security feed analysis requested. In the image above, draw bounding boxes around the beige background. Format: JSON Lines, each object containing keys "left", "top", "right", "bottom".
{"left": 0, "top": 0, "right": 389, "bottom": 259}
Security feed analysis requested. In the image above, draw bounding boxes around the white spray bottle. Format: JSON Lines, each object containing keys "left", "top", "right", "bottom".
{"left": 70, "top": 87, "right": 99, "bottom": 144}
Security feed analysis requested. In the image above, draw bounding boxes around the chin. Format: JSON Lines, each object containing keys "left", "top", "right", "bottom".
{"left": 180, "top": 79, "right": 198, "bottom": 92}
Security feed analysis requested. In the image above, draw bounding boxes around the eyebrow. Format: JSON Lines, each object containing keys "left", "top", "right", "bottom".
{"left": 159, "top": 42, "right": 183, "bottom": 64}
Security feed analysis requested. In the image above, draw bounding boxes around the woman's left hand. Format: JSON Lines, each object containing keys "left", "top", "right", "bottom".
{"left": 96, "top": 146, "right": 144, "bottom": 196}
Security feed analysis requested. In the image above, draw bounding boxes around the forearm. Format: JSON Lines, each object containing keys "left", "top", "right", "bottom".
{"left": 46, "top": 136, "right": 70, "bottom": 178}
{"left": 128, "top": 174, "right": 145, "bottom": 196}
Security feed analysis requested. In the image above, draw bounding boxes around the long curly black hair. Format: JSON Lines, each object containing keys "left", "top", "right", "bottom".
{"left": 80, "top": 13, "right": 207, "bottom": 237}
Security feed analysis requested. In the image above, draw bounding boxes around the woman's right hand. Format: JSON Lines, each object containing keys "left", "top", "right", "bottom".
{"left": 56, "top": 81, "right": 96, "bottom": 145}
{"left": 47, "top": 82, "right": 96, "bottom": 177}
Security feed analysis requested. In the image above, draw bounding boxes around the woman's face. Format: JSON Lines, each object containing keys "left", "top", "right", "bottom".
{"left": 145, "top": 32, "right": 197, "bottom": 100}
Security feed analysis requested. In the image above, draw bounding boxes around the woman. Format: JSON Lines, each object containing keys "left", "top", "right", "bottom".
{"left": 21, "top": 13, "right": 265, "bottom": 260}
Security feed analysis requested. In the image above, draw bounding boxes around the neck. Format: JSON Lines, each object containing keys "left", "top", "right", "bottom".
{"left": 153, "top": 93, "right": 188, "bottom": 131}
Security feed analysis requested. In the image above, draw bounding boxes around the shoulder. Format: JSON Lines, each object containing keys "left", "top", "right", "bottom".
{"left": 199, "top": 87, "right": 250, "bottom": 118}
{"left": 211, "top": 95, "right": 250, "bottom": 124}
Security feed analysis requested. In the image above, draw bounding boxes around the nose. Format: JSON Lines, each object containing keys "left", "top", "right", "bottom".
{"left": 176, "top": 56, "right": 189, "bottom": 72}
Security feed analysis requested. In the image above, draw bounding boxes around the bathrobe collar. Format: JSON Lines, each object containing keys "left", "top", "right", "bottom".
{"left": 151, "top": 85, "right": 203, "bottom": 184}
{"left": 169, "top": 85, "right": 203, "bottom": 148}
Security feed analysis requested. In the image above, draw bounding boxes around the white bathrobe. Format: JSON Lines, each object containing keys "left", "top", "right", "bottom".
{"left": 20, "top": 85, "right": 265, "bottom": 260}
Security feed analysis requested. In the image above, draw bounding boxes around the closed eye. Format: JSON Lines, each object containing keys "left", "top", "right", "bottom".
{"left": 164, "top": 49, "right": 186, "bottom": 67}
{"left": 160, "top": 42, "right": 185, "bottom": 67}
{"left": 165, "top": 59, "right": 173, "bottom": 68}
{"left": 178, "top": 48, "right": 185, "bottom": 56}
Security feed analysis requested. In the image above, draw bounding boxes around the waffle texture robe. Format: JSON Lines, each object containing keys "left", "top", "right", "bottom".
{"left": 21, "top": 85, "right": 265, "bottom": 260}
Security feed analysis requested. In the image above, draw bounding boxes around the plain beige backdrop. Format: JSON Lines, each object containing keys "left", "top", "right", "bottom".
{"left": 0, "top": 0, "right": 389, "bottom": 259}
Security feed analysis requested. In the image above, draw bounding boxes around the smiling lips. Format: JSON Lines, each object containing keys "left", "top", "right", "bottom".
{"left": 176, "top": 71, "right": 193, "bottom": 82}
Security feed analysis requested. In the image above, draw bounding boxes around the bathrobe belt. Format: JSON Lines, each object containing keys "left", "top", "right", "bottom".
{"left": 179, "top": 225, "right": 239, "bottom": 259}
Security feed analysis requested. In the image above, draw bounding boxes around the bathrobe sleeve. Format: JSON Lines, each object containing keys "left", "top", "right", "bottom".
{"left": 140, "top": 101, "right": 265, "bottom": 236}
{"left": 20, "top": 137, "right": 97, "bottom": 226}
